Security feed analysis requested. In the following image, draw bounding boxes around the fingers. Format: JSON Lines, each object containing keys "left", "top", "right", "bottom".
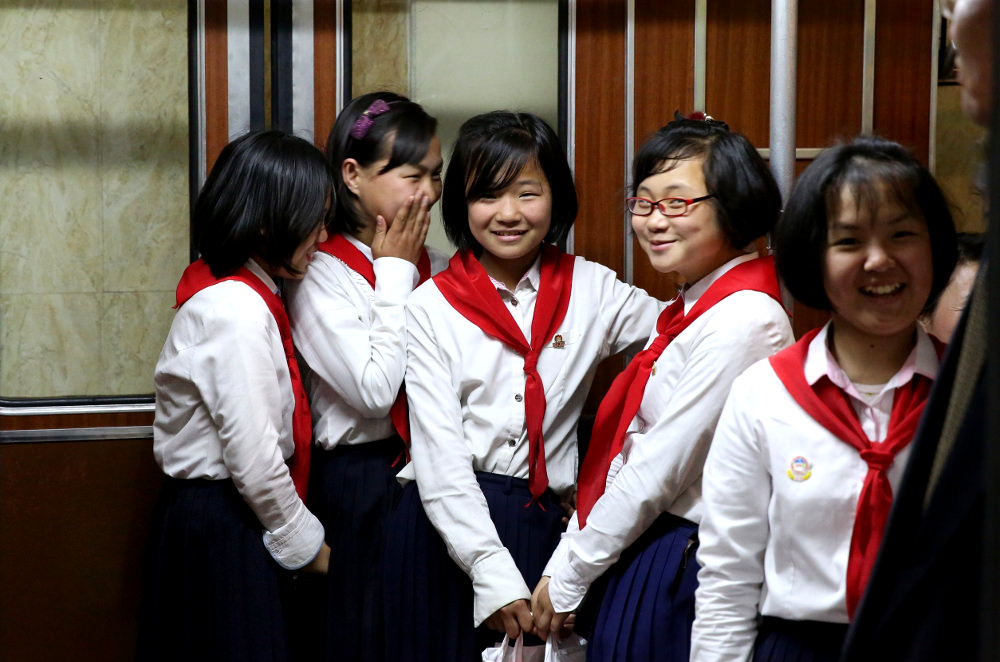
{"left": 373, "top": 195, "right": 430, "bottom": 264}
{"left": 530, "top": 578, "right": 553, "bottom": 639}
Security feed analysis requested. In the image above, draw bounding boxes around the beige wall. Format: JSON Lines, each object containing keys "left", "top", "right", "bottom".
{"left": 936, "top": 85, "right": 989, "bottom": 233}
{"left": 0, "top": 4, "right": 189, "bottom": 397}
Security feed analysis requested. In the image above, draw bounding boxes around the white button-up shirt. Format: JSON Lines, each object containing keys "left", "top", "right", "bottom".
{"left": 691, "top": 322, "right": 939, "bottom": 662}
{"left": 543, "top": 253, "right": 795, "bottom": 613}
{"left": 153, "top": 259, "right": 325, "bottom": 569}
{"left": 401, "top": 253, "right": 662, "bottom": 626}
{"left": 286, "top": 235, "right": 450, "bottom": 449}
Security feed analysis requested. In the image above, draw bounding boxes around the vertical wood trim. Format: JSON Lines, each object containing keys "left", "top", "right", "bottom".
{"left": 313, "top": 0, "right": 338, "bottom": 149}
{"left": 204, "top": 0, "right": 228, "bottom": 172}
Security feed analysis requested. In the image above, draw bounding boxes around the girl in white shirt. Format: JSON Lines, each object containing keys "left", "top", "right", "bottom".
{"left": 284, "top": 91, "right": 447, "bottom": 662}
{"left": 691, "top": 136, "right": 958, "bottom": 662}
{"left": 530, "top": 114, "right": 795, "bottom": 662}
{"left": 137, "top": 130, "right": 333, "bottom": 662}
{"left": 382, "top": 110, "right": 661, "bottom": 662}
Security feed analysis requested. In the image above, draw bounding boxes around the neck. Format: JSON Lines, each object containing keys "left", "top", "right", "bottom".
{"left": 352, "top": 220, "right": 376, "bottom": 247}
{"left": 479, "top": 247, "right": 541, "bottom": 291}
{"left": 826, "top": 317, "right": 918, "bottom": 384}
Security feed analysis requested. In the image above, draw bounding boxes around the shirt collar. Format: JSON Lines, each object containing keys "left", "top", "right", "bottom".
{"left": 804, "top": 321, "right": 939, "bottom": 393}
{"left": 345, "top": 233, "right": 374, "bottom": 263}
{"left": 487, "top": 252, "right": 542, "bottom": 295}
{"left": 681, "top": 251, "right": 758, "bottom": 315}
{"left": 246, "top": 258, "right": 280, "bottom": 295}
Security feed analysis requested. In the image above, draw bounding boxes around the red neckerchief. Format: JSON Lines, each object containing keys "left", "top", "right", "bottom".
{"left": 432, "top": 245, "right": 576, "bottom": 503}
{"left": 175, "top": 259, "right": 312, "bottom": 501}
{"left": 316, "top": 233, "right": 431, "bottom": 446}
{"left": 769, "top": 327, "right": 934, "bottom": 618}
{"left": 576, "top": 256, "right": 783, "bottom": 528}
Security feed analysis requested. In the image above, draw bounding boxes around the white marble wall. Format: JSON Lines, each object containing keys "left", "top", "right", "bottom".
{"left": 0, "top": 3, "right": 189, "bottom": 397}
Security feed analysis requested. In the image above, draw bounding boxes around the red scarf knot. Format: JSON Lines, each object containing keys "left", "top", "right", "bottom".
{"left": 575, "top": 256, "right": 784, "bottom": 528}
{"left": 523, "top": 354, "right": 539, "bottom": 373}
{"left": 859, "top": 447, "right": 895, "bottom": 471}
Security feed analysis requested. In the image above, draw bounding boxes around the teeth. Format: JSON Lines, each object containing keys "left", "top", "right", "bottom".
{"left": 862, "top": 283, "right": 902, "bottom": 295}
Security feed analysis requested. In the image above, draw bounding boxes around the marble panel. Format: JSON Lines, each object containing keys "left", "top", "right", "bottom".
{"left": 0, "top": 292, "right": 103, "bottom": 398}
{"left": 353, "top": 0, "right": 410, "bottom": 96}
{"left": 935, "top": 85, "right": 988, "bottom": 233}
{"left": 101, "top": 290, "right": 176, "bottom": 396}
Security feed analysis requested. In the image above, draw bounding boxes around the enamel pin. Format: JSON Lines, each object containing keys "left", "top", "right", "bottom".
{"left": 552, "top": 334, "right": 565, "bottom": 349}
{"left": 787, "top": 455, "right": 812, "bottom": 482}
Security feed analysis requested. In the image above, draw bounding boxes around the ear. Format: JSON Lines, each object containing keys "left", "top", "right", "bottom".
{"left": 342, "top": 158, "right": 364, "bottom": 196}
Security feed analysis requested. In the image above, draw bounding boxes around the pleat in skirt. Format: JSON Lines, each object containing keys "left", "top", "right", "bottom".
{"left": 382, "top": 472, "right": 566, "bottom": 662}
{"left": 136, "top": 478, "right": 293, "bottom": 662}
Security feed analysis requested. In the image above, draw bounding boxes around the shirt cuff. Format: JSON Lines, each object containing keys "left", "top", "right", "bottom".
{"left": 547, "top": 551, "right": 590, "bottom": 613}
{"left": 373, "top": 257, "right": 419, "bottom": 303}
{"left": 262, "top": 501, "right": 325, "bottom": 570}
{"left": 470, "top": 547, "right": 531, "bottom": 627}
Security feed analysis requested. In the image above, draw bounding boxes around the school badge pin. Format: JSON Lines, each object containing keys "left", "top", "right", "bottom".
{"left": 787, "top": 455, "right": 812, "bottom": 482}
{"left": 552, "top": 334, "right": 565, "bottom": 349}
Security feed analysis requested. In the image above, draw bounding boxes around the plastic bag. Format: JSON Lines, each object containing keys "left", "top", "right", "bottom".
{"left": 481, "top": 634, "right": 587, "bottom": 662}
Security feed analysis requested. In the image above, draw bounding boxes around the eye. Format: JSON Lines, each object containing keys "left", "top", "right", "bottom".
{"left": 831, "top": 236, "right": 860, "bottom": 247}
{"left": 432, "top": 171, "right": 442, "bottom": 181}
{"left": 665, "top": 198, "right": 687, "bottom": 210}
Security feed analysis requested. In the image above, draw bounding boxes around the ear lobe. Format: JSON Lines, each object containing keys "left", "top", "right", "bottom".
{"left": 342, "top": 158, "right": 363, "bottom": 195}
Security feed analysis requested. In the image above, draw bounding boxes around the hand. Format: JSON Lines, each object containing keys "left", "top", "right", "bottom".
{"left": 484, "top": 599, "right": 535, "bottom": 640}
{"left": 300, "top": 541, "right": 331, "bottom": 575}
{"left": 530, "top": 577, "right": 571, "bottom": 641}
{"left": 370, "top": 194, "right": 431, "bottom": 265}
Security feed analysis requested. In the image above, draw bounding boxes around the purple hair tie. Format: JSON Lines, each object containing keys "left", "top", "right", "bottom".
{"left": 349, "top": 99, "right": 392, "bottom": 140}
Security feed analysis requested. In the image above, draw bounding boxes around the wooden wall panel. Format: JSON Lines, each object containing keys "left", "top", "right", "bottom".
{"left": 706, "top": 0, "right": 772, "bottom": 147}
{"left": 574, "top": 0, "right": 627, "bottom": 275}
{"left": 314, "top": 0, "right": 339, "bottom": 150}
{"left": 0, "top": 438, "right": 163, "bottom": 660}
{"left": 205, "top": 0, "right": 228, "bottom": 173}
{"left": 797, "top": 0, "right": 865, "bottom": 147}
{"left": 631, "top": 0, "right": 696, "bottom": 300}
{"left": 874, "top": 0, "right": 933, "bottom": 163}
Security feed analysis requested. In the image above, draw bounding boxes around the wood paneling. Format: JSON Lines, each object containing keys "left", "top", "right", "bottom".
{"left": 874, "top": 0, "right": 933, "bottom": 163}
{"left": 0, "top": 410, "right": 153, "bottom": 431}
{"left": 314, "top": 0, "right": 339, "bottom": 150}
{"left": 0, "top": 438, "right": 163, "bottom": 660}
{"left": 205, "top": 0, "right": 228, "bottom": 172}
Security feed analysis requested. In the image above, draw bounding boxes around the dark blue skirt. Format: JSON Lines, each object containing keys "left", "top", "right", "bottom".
{"left": 752, "top": 617, "right": 848, "bottom": 662}
{"left": 382, "top": 472, "right": 567, "bottom": 662}
{"left": 582, "top": 512, "right": 699, "bottom": 662}
{"left": 305, "top": 437, "right": 405, "bottom": 662}
{"left": 136, "top": 478, "right": 293, "bottom": 662}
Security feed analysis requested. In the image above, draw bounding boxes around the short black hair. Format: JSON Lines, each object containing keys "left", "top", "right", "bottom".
{"left": 774, "top": 135, "right": 958, "bottom": 311}
{"left": 631, "top": 114, "right": 781, "bottom": 249}
{"left": 956, "top": 231, "right": 985, "bottom": 265}
{"left": 441, "top": 111, "right": 577, "bottom": 251}
{"left": 326, "top": 91, "right": 438, "bottom": 235}
{"left": 195, "top": 129, "right": 333, "bottom": 278}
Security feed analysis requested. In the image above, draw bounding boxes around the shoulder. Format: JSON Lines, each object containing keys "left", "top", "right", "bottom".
{"left": 178, "top": 280, "right": 274, "bottom": 335}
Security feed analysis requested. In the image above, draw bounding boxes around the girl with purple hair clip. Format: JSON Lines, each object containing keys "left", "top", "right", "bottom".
{"left": 285, "top": 91, "right": 448, "bottom": 662}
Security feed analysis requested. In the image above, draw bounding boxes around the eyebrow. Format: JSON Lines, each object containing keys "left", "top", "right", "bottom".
{"left": 637, "top": 183, "right": 691, "bottom": 196}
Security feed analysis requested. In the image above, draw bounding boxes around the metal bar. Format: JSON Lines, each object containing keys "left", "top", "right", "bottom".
{"left": 861, "top": 0, "right": 876, "bottom": 133}
{"left": 694, "top": 0, "right": 708, "bottom": 112}
{"left": 0, "top": 426, "right": 153, "bottom": 444}
{"left": 769, "top": 0, "right": 798, "bottom": 202}
{"left": 563, "top": 0, "right": 577, "bottom": 254}
{"left": 624, "top": 0, "right": 635, "bottom": 283}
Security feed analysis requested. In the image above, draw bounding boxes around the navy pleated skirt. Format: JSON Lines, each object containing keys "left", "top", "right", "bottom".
{"left": 136, "top": 478, "right": 293, "bottom": 662}
{"left": 382, "top": 472, "right": 567, "bottom": 662}
{"left": 581, "top": 512, "right": 699, "bottom": 662}
{"left": 752, "top": 617, "right": 848, "bottom": 662}
{"left": 305, "top": 436, "right": 405, "bottom": 662}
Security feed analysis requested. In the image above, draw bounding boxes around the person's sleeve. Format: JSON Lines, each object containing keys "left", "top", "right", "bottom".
{"left": 547, "top": 294, "right": 791, "bottom": 612}
{"left": 590, "top": 259, "right": 665, "bottom": 354}
{"left": 191, "top": 291, "right": 324, "bottom": 569}
{"left": 405, "top": 297, "right": 530, "bottom": 626}
{"left": 690, "top": 374, "right": 771, "bottom": 662}
{"left": 288, "top": 255, "right": 417, "bottom": 416}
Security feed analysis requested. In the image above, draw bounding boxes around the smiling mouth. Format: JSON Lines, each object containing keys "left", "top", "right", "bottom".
{"left": 493, "top": 230, "right": 526, "bottom": 237}
{"left": 860, "top": 283, "right": 904, "bottom": 296}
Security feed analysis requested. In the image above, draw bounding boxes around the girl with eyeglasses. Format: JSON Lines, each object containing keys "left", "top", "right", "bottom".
{"left": 284, "top": 91, "right": 449, "bottom": 662}
{"left": 691, "top": 136, "right": 957, "bottom": 661}
{"left": 381, "top": 110, "right": 661, "bottom": 661}
{"left": 531, "top": 114, "right": 794, "bottom": 662}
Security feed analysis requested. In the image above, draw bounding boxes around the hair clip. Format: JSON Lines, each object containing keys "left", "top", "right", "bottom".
{"left": 672, "top": 110, "right": 728, "bottom": 131}
{"left": 349, "top": 99, "right": 392, "bottom": 140}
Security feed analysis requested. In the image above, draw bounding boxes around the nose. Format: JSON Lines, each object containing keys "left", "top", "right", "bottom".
{"left": 419, "top": 174, "right": 440, "bottom": 202}
{"left": 863, "top": 241, "right": 894, "bottom": 271}
{"left": 495, "top": 194, "right": 521, "bottom": 222}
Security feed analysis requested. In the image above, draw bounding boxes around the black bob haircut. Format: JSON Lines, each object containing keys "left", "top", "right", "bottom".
{"left": 195, "top": 129, "right": 333, "bottom": 279}
{"left": 774, "top": 135, "right": 958, "bottom": 311}
{"left": 632, "top": 113, "right": 782, "bottom": 250}
{"left": 326, "top": 91, "right": 438, "bottom": 236}
{"left": 442, "top": 111, "right": 577, "bottom": 252}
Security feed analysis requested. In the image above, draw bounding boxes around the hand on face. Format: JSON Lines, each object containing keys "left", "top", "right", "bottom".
{"left": 370, "top": 194, "right": 432, "bottom": 265}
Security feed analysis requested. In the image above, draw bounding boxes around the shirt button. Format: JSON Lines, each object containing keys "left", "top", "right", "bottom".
{"left": 511, "top": 298, "right": 519, "bottom": 306}
{"left": 514, "top": 394, "right": 523, "bottom": 402}
{"left": 508, "top": 439, "right": 517, "bottom": 447}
